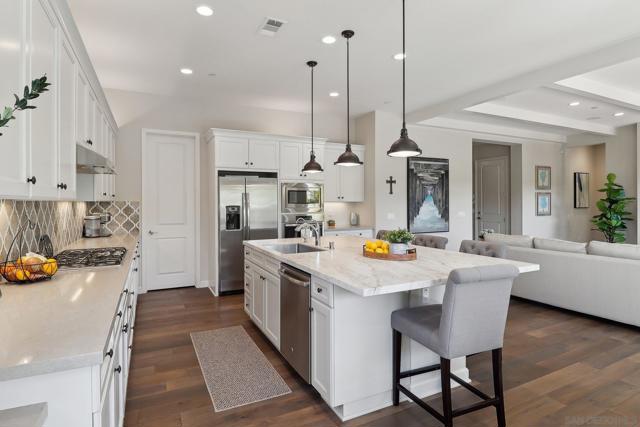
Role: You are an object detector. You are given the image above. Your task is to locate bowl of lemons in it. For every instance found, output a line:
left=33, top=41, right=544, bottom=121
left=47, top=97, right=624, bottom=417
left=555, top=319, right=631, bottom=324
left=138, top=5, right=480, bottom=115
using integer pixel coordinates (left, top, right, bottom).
left=364, top=240, right=390, bottom=255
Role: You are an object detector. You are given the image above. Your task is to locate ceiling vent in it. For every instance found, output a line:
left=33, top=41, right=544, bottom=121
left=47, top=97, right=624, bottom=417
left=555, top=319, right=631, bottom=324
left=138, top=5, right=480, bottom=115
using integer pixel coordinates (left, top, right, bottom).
left=259, top=17, right=286, bottom=36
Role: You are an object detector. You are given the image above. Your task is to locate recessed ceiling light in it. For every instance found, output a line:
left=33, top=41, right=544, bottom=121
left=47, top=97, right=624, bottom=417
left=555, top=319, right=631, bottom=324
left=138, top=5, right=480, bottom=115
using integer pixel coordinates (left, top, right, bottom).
left=568, top=101, right=580, bottom=107
left=329, top=92, right=339, bottom=97
left=322, top=35, right=336, bottom=44
left=196, top=5, right=214, bottom=16
left=180, top=68, right=193, bottom=75
left=613, top=112, right=625, bottom=117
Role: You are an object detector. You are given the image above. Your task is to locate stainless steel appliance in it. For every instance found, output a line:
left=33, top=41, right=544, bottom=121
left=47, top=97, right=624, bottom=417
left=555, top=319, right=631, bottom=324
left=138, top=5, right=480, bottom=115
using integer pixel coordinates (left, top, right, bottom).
left=280, top=264, right=311, bottom=383
left=99, top=213, right=112, bottom=237
left=56, top=247, right=127, bottom=268
left=219, top=171, right=278, bottom=294
left=282, top=214, right=324, bottom=238
left=83, top=215, right=101, bottom=238
left=76, top=144, right=115, bottom=174
left=282, top=182, right=323, bottom=214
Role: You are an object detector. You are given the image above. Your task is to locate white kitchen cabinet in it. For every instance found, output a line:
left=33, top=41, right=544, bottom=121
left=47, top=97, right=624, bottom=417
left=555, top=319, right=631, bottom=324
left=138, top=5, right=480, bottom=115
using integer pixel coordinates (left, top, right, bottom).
left=263, top=271, right=281, bottom=349
left=0, top=0, right=29, bottom=198
left=323, top=229, right=373, bottom=238
left=28, top=0, right=59, bottom=199
left=214, top=136, right=250, bottom=168
left=324, top=143, right=364, bottom=202
left=75, top=69, right=91, bottom=149
left=279, top=141, right=325, bottom=181
left=251, top=266, right=266, bottom=329
left=249, top=139, right=279, bottom=170
left=58, top=36, right=77, bottom=198
left=311, top=297, right=334, bottom=405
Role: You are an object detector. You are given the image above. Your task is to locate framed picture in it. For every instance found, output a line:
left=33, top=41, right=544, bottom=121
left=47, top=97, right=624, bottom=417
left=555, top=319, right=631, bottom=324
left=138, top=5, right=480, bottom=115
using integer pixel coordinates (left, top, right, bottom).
left=536, top=166, right=551, bottom=190
left=407, top=157, right=449, bottom=233
left=574, top=172, right=590, bottom=209
left=536, top=192, right=552, bottom=216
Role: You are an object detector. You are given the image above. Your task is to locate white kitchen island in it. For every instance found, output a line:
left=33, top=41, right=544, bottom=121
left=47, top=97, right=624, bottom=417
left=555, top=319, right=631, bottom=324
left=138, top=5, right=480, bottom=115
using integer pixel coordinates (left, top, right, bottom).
left=243, top=236, right=539, bottom=421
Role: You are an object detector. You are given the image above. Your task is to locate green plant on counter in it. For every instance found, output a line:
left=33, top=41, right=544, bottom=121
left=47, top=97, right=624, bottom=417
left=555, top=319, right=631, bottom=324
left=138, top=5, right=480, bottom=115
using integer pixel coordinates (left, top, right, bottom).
left=385, top=229, right=414, bottom=244
left=0, top=75, right=51, bottom=136
left=591, top=173, right=636, bottom=243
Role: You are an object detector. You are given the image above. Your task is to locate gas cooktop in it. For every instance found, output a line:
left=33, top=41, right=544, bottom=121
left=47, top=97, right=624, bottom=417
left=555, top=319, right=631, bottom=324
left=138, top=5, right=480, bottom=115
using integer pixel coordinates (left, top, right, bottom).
left=55, top=247, right=127, bottom=268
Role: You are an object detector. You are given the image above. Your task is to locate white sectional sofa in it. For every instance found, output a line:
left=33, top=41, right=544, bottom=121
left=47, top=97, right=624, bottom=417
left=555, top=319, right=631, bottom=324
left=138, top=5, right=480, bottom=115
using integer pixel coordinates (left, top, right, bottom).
left=483, top=233, right=640, bottom=327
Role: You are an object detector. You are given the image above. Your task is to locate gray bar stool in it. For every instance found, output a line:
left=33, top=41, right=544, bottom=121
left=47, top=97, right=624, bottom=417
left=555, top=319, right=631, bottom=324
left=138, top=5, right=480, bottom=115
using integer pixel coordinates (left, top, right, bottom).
left=391, top=264, right=519, bottom=427
left=459, top=240, right=507, bottom=258
left=376, top=229, right=391, bottom=240
left=413, top=235, right=448, bottom=249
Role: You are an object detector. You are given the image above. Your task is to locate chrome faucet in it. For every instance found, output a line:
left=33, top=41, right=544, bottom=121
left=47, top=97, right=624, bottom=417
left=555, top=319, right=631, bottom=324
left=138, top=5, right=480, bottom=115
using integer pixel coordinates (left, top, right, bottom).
left=295, top=220, right=321, bottom=247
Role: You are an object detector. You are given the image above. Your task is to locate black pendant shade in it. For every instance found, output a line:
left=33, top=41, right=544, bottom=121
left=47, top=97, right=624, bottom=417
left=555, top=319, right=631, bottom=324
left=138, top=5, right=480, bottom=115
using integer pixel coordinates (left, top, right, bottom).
left=335, top=30, right=363, bottom=167
left=387, top=0, right=422, bottom=158
left=302, top=60, right=323, bottom=174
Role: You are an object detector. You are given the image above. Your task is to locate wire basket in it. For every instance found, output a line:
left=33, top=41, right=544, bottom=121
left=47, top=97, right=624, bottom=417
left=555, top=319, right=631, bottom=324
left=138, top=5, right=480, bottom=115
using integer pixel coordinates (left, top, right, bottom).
left=0, top=218, right=58, bottom=284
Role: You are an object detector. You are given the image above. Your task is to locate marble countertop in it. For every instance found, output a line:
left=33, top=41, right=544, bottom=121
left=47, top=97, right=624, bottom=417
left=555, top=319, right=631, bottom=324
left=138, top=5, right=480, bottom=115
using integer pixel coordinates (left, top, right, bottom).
left=0, top=235, right=139, bottom=381
left=324, top=225, right=374, bottom=232
left=245, top=236, right=539, bottom=297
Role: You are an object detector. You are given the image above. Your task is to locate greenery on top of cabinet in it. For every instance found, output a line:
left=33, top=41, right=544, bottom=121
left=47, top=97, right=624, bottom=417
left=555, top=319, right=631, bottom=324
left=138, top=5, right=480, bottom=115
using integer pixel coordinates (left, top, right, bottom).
left=0, top=75, right=51, bottom=136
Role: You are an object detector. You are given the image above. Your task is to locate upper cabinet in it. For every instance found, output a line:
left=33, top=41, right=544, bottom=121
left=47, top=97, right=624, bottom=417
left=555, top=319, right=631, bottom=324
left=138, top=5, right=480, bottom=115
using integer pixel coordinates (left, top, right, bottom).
left=279, top=141, right=325, bottom=181
left=212, top=134, right=279, bottom=170
left=324, top=143, right=365, bottom=202
left=0, top=0, right=118, bottom=200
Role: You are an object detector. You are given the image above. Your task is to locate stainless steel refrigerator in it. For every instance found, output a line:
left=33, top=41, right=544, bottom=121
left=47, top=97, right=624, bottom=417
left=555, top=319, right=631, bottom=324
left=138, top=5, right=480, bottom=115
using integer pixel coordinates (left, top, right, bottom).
left=218, top=171, right=278, bottom=294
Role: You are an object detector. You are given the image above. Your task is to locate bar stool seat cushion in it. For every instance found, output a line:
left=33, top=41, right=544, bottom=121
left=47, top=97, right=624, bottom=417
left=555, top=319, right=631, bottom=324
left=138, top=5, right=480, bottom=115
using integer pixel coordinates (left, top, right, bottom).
left=391, top=304, right=443, bottom=354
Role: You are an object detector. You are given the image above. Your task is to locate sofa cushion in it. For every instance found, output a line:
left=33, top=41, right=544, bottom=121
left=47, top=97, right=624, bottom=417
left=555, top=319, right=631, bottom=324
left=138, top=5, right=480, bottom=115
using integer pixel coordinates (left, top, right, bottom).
left=483, top=233, right=533, bottom=248
left=533, top=237, right=587, bottom=254
left=587, top=241, right=640, bottom=261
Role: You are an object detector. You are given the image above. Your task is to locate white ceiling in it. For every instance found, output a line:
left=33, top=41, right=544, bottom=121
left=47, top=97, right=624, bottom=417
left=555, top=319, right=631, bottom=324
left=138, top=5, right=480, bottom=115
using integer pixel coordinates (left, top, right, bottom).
left=67, top=0, right=640, bottom=120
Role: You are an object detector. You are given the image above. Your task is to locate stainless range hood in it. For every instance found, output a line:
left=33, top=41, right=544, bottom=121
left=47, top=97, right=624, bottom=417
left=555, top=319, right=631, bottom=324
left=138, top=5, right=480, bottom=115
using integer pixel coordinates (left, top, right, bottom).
left=76, top=144, right=115, bottom=174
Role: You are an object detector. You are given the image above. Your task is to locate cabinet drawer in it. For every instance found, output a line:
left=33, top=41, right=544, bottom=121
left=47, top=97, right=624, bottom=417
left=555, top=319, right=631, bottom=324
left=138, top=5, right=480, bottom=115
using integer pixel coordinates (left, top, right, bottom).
left=263, top=256, right=280, bottom=277
left=244, top=246, right=264, bottom=265
left=244, top=273, right=252, bottom=294
left=311, top=276, right=334, bottom=307
left=244, top=292, right=252, bottom=316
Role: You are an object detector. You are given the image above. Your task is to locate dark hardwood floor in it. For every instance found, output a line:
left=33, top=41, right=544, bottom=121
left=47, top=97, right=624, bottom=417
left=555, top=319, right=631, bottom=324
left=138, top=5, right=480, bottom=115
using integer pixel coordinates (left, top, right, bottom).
left=124, top=288, right=640, bottom=427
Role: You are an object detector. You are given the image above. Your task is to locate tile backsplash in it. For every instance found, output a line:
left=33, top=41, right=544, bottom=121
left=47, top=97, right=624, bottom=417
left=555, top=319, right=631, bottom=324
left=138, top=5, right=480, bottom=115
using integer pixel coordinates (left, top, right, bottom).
left=87, top=201, right=140, bottom=236
left=0, top=200, right=87, bottom=260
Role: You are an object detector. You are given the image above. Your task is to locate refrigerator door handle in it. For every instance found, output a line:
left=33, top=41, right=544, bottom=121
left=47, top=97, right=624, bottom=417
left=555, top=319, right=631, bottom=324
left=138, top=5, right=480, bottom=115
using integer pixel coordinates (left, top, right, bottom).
left=245, top=192, right=251, bottom=239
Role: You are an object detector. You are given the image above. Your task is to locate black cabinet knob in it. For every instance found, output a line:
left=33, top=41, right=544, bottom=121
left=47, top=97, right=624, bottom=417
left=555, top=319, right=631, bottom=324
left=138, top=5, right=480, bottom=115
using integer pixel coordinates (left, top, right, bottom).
left=26, top=176, right=36, bottom=184
left=128, top=345, right=133, bottom=350
left=123, top=323, right=129, bottom=333
left=112, top=194, right=115, bottom=198
left=106, top=349, right=114, bottom=358
left=115, top=365, right=122, bottom=373
left=117, top=310, right=123, bottom=317
left=250, top=162, right=254, bottom=166
left=102, top=192, right=107, bottom=196
left=63, top=183, right=68, bottom=190
left=133, top=268, right=138, bottom=272
left=317, top=287, right=323, bottom=293
left=87, top=139, right=93, bottom=146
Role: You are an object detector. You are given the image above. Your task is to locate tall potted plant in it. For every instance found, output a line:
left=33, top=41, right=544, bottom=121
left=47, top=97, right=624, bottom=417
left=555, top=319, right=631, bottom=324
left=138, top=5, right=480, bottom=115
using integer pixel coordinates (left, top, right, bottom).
left=591, top=173, right=636, bottom=243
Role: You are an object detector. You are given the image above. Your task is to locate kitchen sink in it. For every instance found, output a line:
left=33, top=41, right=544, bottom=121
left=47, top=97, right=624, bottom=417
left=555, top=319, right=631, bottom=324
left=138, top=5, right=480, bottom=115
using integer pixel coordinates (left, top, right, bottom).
left=264, top=243, right=326, bottom=254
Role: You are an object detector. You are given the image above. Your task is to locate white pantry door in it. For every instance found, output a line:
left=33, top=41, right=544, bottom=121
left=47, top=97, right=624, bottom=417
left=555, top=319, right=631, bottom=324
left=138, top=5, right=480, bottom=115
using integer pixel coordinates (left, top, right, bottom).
left=475, top=156, right=510, bottom=238
left=142, top=130, right=198, bottom=291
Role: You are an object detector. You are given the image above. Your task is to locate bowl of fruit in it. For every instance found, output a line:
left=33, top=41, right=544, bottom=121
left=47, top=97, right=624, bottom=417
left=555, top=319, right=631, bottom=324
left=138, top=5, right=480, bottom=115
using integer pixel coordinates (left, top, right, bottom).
left=363, top=237, right=417, bottom=261
left=0, top=253, right=59, bottom=284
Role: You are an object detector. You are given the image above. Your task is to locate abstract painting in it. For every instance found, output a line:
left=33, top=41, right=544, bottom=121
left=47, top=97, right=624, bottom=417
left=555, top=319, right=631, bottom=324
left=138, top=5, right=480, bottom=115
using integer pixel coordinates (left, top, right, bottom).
left=574, top=172, right=590, bottom=208
left=536, top=192, right=552, bottom=216
left=536, top=166, right=551, bottom=190
left=407, top=157, right=449, bottom=233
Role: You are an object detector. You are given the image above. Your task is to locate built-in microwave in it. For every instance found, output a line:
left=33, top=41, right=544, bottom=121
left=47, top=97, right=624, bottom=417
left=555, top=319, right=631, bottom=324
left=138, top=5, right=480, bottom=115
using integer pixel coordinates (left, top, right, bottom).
left=282, top=182, right=323, bottom=214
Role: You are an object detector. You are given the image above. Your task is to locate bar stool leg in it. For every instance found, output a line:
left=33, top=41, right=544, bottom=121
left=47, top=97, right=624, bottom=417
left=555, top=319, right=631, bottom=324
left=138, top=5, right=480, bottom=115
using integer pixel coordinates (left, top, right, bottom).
left=440, top=357, right=453, bottom=427
left=492, top=348, right=506, bottom=427
left=392, top=329, right=401, bottom=406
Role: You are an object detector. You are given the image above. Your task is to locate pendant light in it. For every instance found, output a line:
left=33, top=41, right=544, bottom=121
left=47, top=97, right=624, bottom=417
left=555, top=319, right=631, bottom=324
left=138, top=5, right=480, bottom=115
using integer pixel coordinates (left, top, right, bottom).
left=302, top=60, right=323, bottom=174
left=387, top=0, right=422, bottom=158
left=334, top=30, right=363, bottom=167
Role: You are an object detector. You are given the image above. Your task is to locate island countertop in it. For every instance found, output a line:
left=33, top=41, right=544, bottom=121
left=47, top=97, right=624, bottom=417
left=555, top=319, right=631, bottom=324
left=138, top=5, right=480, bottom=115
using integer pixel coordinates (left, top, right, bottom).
left=0, top=235, right=139, bottom=382
left=244, top=236, right=539, bottom=297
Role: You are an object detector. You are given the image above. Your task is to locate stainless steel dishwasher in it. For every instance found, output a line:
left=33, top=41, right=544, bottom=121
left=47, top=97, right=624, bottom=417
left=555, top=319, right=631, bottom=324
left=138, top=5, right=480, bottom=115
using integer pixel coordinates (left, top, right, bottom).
left=280, top=264, right=311, bottom=383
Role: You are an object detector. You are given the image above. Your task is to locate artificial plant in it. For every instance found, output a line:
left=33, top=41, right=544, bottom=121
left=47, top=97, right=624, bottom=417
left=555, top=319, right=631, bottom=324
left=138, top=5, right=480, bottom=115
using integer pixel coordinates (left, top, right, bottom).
left=0, top=75, right=51, bottom=136
left=591, top=173, right=636, bottom=243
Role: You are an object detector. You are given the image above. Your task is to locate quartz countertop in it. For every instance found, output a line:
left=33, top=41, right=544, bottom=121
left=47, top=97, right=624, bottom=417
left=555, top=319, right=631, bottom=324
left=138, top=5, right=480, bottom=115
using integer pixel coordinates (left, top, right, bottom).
left=0, top=235, right=139, bottom=381
left=245, top=236, right=539, bottom=297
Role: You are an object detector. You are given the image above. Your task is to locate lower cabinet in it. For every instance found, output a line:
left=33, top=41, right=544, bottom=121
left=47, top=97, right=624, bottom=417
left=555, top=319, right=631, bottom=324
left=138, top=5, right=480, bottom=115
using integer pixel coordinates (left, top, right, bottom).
left=323, top=229, right=374, bottom=238
left=311, top=297, right=334, bottom=405
left=263, top=272, right=281, bottom=349
left=247, top=260, right=280, bottom=350
left=251, top=268, right=265, bottom=329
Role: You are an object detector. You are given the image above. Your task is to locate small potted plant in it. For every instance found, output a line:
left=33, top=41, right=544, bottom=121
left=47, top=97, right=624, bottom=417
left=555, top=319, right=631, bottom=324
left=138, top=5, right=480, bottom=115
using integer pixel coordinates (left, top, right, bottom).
left=385, top=229, right=414, bottom=255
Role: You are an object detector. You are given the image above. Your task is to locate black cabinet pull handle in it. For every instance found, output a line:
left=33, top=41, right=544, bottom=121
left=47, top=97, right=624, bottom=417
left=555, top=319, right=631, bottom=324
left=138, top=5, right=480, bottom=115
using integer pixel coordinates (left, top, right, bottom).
left=115, top=365, right=122, bottom=373
left=63, top=183, right=68, bottom=190
left=57, top=183, right=64, bottom=189
left=128, top=305, right=132, bottom=309
left=26, top=176, right=36, bottom=184
left=106, top=349, right=114, bottom=358
left=123, top=323, right=129, bottom=333
left=128, top=345, right=133, bottom=350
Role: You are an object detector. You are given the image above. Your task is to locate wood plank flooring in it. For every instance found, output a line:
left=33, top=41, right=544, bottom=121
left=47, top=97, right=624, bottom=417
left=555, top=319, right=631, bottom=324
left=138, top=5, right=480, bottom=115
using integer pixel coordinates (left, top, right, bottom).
left=124, top=289, right=640, bottom=427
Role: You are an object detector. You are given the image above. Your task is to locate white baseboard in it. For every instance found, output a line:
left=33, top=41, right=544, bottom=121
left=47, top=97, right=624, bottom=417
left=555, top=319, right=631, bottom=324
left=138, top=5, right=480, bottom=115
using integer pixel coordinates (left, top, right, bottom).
left=197, top=280, right=210, bottom=289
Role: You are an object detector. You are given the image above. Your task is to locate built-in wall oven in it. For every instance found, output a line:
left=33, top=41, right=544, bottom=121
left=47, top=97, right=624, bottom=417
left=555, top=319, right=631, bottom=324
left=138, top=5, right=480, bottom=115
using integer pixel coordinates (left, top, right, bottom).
left=282, top=182, right=323, bottom=214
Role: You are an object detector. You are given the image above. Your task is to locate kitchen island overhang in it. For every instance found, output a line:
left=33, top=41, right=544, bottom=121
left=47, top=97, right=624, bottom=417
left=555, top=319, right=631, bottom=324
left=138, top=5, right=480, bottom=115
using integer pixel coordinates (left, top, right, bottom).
left=243, top=236, right=539, bottom=421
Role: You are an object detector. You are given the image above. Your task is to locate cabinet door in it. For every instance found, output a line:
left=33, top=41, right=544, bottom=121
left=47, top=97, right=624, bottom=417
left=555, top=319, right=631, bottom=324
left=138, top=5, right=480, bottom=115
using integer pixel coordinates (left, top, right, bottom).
left=75, top=69, right=90, bottom=148
left=339, top=146, right=365, bottom=202
left=0, top=0, right=29, bottom=197
left=311, top=298, right=333, bottom=405
left=87, top=90, right=97, bottom=148
left=110, top=174, right=116, bottom=200
left=323, top=146, right=342, bottom=202
left=99, top=364, right=115, bottom=427
left=300, top=143, right=325, bottom=180
left=251, top=267, right=265, bottom=329
left=28, top=0, right=59, bottom=199
left=264, top=271, right=280, bottom=349
left=112, top=338, right=123, bottom=427
left=249, top=139, right=279, bottom=170
left=214, top=137, right=249, bottom=168
left=278, top=142, right=302, bottom=180
left=58, top=37, right=76, bottom=198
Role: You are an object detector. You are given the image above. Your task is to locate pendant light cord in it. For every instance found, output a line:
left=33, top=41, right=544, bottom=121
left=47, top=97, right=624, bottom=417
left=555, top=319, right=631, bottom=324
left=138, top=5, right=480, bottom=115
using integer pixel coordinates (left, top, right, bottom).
left=346, top=35, right=351, bottom=150
left=311, top=65, right=314, bottom=155
left=402, top=0, right=406, bottom=130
